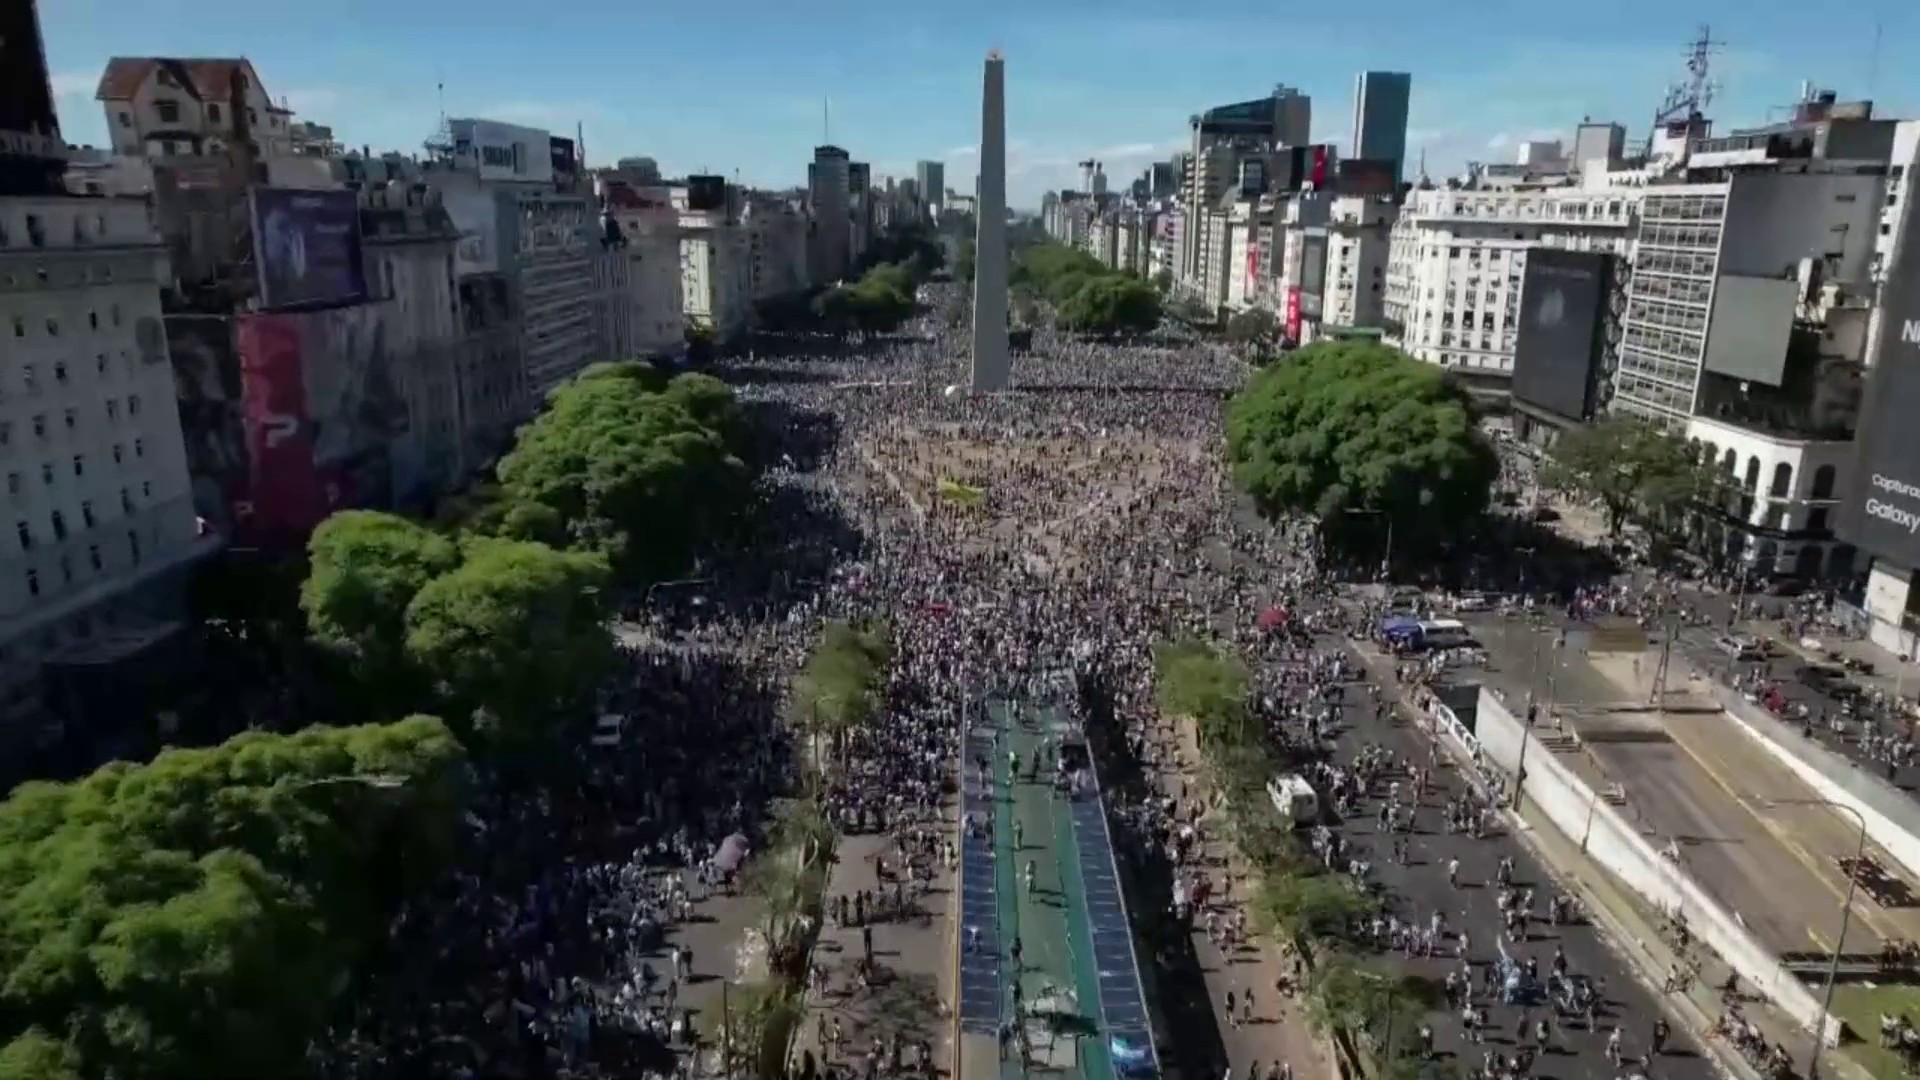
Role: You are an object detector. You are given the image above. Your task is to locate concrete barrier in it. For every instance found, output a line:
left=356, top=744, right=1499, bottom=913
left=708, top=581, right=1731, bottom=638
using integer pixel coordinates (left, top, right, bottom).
left=1475, top=688, right=1835, bottom=1040
left=1708, top=682, right=1920, bottom=881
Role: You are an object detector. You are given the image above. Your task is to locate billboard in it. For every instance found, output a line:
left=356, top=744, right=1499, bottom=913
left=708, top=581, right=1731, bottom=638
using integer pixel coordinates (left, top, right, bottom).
left=441, top=186, right=500, bottom=276
left=686, top=174, right=728, bottom=212
left=549, top=136, right=578, bottom=179
left=1841, top=188, right=1920, bottom=566
left=1310, top=145, right=1332, bottom=189
left=1285, top=287, right=1303, bottom=342
left=1510, top=249, right=1607, bottom=421
left=249, top=187, right=371, bottom=310
left=235, top=314, right=323, bottom=541
left=166, top=315, right=249, bottom=532
left=1702, top=275, right=1796, bottom=386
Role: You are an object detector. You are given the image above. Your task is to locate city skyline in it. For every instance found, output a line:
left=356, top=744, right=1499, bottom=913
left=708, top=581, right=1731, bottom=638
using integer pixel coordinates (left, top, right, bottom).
left=40, top=0, right=1920, bottom=208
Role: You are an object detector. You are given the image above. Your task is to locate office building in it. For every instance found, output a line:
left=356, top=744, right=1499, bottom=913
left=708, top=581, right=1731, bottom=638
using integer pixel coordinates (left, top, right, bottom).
left=1572, top=122, right=1627, bottom=170
left=808, top=146, right=851, bottom=285
left=916, top=160, right=946, bottom=217
left=1349, top=72, right=1412, bottom=185
left=848, top=162, right=874, bottom=268
left=1383, top=186, right=1636, bottom=388
left=1179, top=86, right=1311, bottom=294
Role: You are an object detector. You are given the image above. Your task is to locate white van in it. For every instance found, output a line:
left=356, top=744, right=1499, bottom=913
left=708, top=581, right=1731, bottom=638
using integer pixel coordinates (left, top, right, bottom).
left=1417, top=618, right=1474, bottom=649
left=1266, top=775, right=1319, bottom=827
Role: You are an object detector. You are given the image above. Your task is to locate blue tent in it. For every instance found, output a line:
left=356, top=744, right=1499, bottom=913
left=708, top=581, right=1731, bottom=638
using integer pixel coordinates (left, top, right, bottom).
left=1379, top=615, right=1421, bottom=637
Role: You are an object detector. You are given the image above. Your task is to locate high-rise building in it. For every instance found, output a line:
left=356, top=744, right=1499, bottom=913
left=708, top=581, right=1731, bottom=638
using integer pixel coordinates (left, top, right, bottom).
left=915, top=160, right=946, bottom=217
left=1349, top=72, right=1412, bottom=185
left=1179, top=86, right=1312, bottom=293
left=971, top=52, right=1010, bottom=393
left=808, top=146, right=851, bottom=285
left=848, top=161, right=873, bottom=266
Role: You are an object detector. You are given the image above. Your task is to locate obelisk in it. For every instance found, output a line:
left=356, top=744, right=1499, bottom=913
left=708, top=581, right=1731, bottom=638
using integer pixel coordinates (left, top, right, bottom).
left=969, top=50, right=1010, bottom=392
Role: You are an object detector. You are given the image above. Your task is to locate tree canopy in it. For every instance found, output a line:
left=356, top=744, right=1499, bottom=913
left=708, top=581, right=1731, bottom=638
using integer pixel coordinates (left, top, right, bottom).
left=1225, top=307, right=1280, bottom=348
left=404, top=538, right=614, bottom=738
left=494, top=361, right=752, bottom=582
left=790, top=619, right=892, bottom=749
left=1010, top=242, right=1161, bottom=337
left=301, top=511, right=459, bottom=687
left=0, top=716, right=467, bottom=1079
left=1225, top=342, right=1498, bottom=558
left=1542, top=416, right=1723, bottom=541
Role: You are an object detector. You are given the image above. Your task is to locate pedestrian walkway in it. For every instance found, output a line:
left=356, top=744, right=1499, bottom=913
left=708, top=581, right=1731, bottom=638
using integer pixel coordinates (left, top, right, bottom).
left=1142, top=715, right=1332, bottom=1080
left=791, top=815, right=959, bottom=1080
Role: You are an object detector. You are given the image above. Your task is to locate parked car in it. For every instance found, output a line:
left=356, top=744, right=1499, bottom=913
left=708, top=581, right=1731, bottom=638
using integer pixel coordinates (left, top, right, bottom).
left=1716, top=634, right=1766, bottom=662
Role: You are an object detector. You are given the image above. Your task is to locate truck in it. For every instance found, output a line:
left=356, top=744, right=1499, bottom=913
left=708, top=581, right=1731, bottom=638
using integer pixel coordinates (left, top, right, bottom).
left=1266, top=774, right=1319, bottom=827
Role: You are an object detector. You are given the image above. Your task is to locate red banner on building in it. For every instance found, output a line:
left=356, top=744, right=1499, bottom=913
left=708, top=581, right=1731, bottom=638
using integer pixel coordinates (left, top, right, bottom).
left=1285, top=287, right=1303, bottom=342
left=1310, top=146, right=1330, bottom=190
left=235, top=314, right=322, bottom=543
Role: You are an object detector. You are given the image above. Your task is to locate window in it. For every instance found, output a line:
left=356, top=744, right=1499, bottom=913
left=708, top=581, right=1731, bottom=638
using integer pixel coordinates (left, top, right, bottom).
left=44, top=317, right=57, bottom=337
left=38, top=463, right=50, bottom=485
left=247, top=108, right=258, bottom=126
left=1808, top=507, right=1831, bottom=533
left=156, top=100, right=181, bottom=124
left=133, top=437, right=145, bottom=458
left=128, top=395, right=141, bottom=417
left=10, top=318, right=21, bottom=338
left=15, top=521, right=29, bottom=549
left=24, top=569, right=38, bottom=597
left=80, top=501, right=94, bottom=528
left=63, top=408, right=76, bottom=431
left=118, top=111, right=132, bottom=129
left=72, top=455, right=83, bottom=477
left=87, top=544, right=102, bottom=571
left=141, top=480, right=152, bottom=499
left=4, top=473, right=15, bottom=496
left=1, top=422, right=11, bottom=448
left=30, top=414, right=45, bottom=439
left=207, top=103, right=223, bottom=123
left=25, top=214, right=44, bottom=248
left=87, top=311, right=98, bottom=331
left=111, top=443, right=123, bottom=465
left=50, top=511, right=65, bottom=541
left=96, top=354, right=108, bottom=376
left=120, top=487, right=132, bottom=512
left=1811, top=464, right=1837, bottom=500
left=53, top=362, right=67, bottom=385
left=128, top=531, right=141, bottom=565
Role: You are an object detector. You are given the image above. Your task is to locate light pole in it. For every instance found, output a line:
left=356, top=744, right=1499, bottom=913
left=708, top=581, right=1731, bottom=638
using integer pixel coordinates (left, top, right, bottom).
left=1762, top=796, right=1866, bottom=1079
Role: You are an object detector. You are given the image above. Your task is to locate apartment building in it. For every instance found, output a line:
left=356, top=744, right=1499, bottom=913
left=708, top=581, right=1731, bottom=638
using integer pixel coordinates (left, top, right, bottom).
left=681, top=209, right=753, bottom=345
left=746, top=195, right=811, bottom=304
left=0, top=195, right=212, bottom=723
left=1384, top=186, right=1635, bottom=384
left=94, top=57, right=292, bottom=159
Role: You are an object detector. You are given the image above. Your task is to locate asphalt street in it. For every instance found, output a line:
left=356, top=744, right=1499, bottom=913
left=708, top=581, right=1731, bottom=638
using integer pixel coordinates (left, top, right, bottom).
left=1317, top=632, right=1720, bottom=1080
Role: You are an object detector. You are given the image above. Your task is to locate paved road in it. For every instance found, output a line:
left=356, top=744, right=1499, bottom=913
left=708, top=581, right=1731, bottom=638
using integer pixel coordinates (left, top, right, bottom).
left=1325, top=636, right=1719, bottom=1080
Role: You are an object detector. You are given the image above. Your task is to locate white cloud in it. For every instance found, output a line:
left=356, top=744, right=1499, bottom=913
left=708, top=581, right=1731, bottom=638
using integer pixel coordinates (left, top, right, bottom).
left=1486, top=133, right=1511, bottom=150
left=49, top=72, right=93, bottom=99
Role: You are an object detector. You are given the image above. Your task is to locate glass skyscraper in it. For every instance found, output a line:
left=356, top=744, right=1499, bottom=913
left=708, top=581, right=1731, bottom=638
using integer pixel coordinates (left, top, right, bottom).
left=1350, top=71, right=1412, bottom=185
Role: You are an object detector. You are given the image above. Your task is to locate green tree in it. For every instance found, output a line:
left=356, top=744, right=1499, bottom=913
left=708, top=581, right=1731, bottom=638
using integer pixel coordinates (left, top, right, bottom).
left=1051, top=276, right=1158, bottom=337
left=300, top=511, right=459, bottom=685
left=1225, top=341, right=1498, bottom=559
left=791, top=619, right=892, bottom=762
left=1542, top=417, right=1719, bottom=539
left=1250, top=872, right=1376, bottom=944
left=404, top=538, right=613, bottom=739
left=1226, top=307, right=1280, bottom=348
left=495, top=363, right=752, bottom=582
left=0, top=717, right=465, bottom=1080
left=1307, top=958, right=1447, bottom=1068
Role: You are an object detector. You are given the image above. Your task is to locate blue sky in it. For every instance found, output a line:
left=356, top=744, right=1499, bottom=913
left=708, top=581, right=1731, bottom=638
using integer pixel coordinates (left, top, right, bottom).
left=42, top=0, right=1920, bottom=209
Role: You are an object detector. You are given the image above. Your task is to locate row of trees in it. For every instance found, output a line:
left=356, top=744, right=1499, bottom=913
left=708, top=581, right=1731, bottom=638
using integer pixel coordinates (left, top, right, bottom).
left=1226, top=341, right=1500, bottom=563
left=1011, top=243, right=1162, bottom=337
left=0, top=716, right=468, bottom=1078
left=1152, top=638, right=1443, bottom=1075
left=1542, top=416, right=1738, bottom=555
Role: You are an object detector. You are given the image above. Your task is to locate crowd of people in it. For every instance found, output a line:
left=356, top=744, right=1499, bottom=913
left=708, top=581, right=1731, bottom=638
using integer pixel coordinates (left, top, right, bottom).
left=309, top=278, right=1779, bottom=1080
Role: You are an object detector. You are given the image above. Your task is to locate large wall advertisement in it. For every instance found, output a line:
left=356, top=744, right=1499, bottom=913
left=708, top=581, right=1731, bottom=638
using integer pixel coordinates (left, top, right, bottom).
left=1297, top=233, right=1328, bottom=320
left=249, top=187, right=371, bottom=309
left=229, top=306, right=411, bottom=545
left=1841, top=191, right=1920, bottom=566
left=1510, top=248, right=1608, bottom=420
left=235, top=315, right=323, bottom=541
left=441, top=185, right=501, bottom=276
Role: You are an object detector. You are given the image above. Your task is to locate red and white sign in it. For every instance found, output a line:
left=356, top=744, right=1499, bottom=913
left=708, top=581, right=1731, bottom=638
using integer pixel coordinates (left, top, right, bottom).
left=1285, top=287, right=1303, bottom=341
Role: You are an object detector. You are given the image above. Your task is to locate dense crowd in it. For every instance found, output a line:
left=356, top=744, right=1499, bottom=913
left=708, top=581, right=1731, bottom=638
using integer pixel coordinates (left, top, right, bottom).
left=314, top=281, right=1748, bottom=1080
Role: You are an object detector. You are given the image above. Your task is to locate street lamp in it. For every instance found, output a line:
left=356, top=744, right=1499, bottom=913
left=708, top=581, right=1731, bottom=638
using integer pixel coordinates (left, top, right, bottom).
left=1757, top=795, right=1866, bottom=1078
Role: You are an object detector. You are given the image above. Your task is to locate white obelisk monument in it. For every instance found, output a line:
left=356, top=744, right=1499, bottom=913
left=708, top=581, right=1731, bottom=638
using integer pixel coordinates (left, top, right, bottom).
left=969, top=50, right=1010, bottom=392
